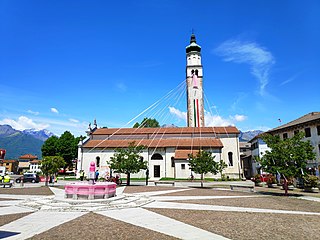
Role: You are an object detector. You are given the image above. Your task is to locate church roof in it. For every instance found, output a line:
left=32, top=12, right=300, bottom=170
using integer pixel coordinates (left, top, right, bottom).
left=174, top=149, right=200, bottom=159
left=91, top=126, right=239, bottom=136
left=83, top=138, right=223, bottom=149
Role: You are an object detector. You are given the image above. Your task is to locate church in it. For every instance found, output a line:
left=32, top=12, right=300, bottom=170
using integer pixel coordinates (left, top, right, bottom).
left=77, top=34, right=242, bottom=180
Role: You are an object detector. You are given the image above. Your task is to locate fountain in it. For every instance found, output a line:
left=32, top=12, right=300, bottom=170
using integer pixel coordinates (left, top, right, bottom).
left=65, top=161, right=116, bottom=200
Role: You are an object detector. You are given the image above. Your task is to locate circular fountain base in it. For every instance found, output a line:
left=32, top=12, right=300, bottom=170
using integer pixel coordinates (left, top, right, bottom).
left=65, top=182, right=117, bottom=200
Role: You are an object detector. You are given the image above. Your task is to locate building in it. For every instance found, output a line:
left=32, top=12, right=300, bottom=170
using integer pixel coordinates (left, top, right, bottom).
left=29, top=159, right=42, bottom=173
left=0, top=159, right=18, bottom=174
left=239, top=142, right=252, bottom=179
left=18, top=154, right=38, bottom=174
left=78, top=34, right=242, bottom=180
left=267, top=112, right=320, bottom=175
left=248, top=136, right=270, bottom=176
left=78, top=126, right=241, bottom=179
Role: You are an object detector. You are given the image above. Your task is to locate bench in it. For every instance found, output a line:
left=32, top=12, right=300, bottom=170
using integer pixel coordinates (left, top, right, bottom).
left=154, top=181, right=175, bottom=186
left=230, top=184, right=254, bottom=192
left=0, top=182, right=13, bottom=188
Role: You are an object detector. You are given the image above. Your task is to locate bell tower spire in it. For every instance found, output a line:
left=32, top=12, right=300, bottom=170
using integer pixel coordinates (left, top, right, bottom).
left=186, top=33, right=204, bottom=127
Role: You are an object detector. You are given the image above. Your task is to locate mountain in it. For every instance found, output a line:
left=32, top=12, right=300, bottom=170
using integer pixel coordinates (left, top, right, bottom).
left=22, top=129, right=55, bottom=141
left=239, top=130, right=264, bottom=142
left=0, top=125, right=55, bottom=159
left=161, top=124, right=178, bottom=128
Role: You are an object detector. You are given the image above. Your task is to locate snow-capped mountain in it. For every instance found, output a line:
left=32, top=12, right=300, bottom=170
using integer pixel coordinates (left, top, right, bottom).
left=22, top=128, right=55, bottom=141
left=239, top=130, right=264, bottom=142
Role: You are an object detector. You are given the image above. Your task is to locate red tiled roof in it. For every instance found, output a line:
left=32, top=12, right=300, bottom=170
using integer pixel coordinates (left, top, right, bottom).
left=30, top=160, right=41, bottom=164
left=174, top=150, right=200, bottom=159
left=19, top=154, right=38, bottom=160
left=1, top=159, right=17, bottom=163
left=92, top=126, right=239, bottom=136
left=83, top=138, right=223, bottom=149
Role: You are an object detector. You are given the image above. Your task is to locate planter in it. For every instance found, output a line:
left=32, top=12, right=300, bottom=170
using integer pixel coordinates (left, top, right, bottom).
left=304, top=187, right=320, bottom=193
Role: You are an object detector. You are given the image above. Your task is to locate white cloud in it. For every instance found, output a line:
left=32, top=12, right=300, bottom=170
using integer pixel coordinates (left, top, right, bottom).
left=0, top=116, right=49, bottom=130
left=51, top=108, right=59, bottom=114
left=215, top=39, right=275, bottom=96
left=69, top=118, right=79, bottom=123
left=233, top=114, right=247, bottom=122
left=27, top=110, right=39, bottom=115
left=169, top=107, right=187, bottom=122
left=169, top=107, right=247, bottom=127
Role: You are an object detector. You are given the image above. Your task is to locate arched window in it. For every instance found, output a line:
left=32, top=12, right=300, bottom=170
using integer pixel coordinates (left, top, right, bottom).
left=195, top=69, right=198, bottom=76
left=96, top=156, right=100, bottom=167
left=228, top=152, right=233, bottom=166
left=171, top=157, right=175, bottom=167
left=151, top=153, right=163, bottom=160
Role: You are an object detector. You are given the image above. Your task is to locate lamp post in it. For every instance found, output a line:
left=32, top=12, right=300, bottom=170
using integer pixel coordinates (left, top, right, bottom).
left=146, top=169, right=149, bottom=186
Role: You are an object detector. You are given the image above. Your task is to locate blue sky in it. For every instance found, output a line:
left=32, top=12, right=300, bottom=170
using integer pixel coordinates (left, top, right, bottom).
left=1, top=0, right=319, bottom=136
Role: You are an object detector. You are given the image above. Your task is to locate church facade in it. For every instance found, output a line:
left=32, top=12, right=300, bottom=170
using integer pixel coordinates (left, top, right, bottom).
left=77, top=35, right=242, bottom=180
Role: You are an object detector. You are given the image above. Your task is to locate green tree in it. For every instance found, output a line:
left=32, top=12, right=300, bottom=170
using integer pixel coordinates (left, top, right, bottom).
left=133, top=117, right=160, bottom=128
left=188, top=150, right=219, bottom=187
left=41, top=136, right=59, bottom=157
left=41, top=156, right=65, bottom=186
left=217, top=159, right=228, bottom=180
left=109, top=142, right=147, bottom=186
left=57, top=131, right=78, bottom=169
left=260, top=132, right=316, bottom=194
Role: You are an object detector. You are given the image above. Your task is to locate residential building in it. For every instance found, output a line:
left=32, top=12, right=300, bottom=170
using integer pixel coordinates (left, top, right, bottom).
left=239, top=142, right=252, bottom=179
left=248, top=136, right=270, bottom=175
left=29, top=159, right=42, bottom=173
left=267, top=112, right=320, bottom=175
left=18, top=154, right=38, bottom=173
left=0, top=159, right=18, bottom=174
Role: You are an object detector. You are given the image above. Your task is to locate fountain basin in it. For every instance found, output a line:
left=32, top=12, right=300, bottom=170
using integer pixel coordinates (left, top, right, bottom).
left=65, top=182, right=117, bottom=200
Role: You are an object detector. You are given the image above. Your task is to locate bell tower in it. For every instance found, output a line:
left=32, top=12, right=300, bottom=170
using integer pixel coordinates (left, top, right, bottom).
left=186, top=34, right=204, bottom=127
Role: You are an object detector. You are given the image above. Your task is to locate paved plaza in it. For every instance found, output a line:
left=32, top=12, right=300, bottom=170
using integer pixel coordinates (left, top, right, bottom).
left=0, top=181, right=320, bottom=240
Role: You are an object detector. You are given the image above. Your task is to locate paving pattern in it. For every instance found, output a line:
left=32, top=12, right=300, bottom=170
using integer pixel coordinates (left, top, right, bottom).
left=0, top=184, right=319, bottom=240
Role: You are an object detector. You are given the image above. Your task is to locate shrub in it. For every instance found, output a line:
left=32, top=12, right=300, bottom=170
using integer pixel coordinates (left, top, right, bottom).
left=303, top=174, right=319, bottom=188
left=252, top=174, right=261, bottom=183
left=267, top=174, right=276, bottom=184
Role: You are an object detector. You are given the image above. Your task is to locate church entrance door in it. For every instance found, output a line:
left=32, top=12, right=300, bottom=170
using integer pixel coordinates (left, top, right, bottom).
left=154, top=165, right=160, bottom=178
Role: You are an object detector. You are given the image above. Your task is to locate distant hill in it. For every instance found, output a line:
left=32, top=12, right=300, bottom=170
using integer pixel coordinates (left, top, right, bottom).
left=239, top=130, right=264, bottom=142
left=0, top=125, right=55, bottom=159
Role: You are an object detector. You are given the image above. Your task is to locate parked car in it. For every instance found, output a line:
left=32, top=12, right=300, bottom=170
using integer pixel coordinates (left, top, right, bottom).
left=15, top=173, right=40, bottom=183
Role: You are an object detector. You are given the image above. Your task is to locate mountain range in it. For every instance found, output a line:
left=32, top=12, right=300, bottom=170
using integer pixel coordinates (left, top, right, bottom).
left=0, top=125, right=55, bottom=159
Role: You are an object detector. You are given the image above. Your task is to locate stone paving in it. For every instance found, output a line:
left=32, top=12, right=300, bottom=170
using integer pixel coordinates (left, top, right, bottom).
left=0, top=182, right=319, bottom=239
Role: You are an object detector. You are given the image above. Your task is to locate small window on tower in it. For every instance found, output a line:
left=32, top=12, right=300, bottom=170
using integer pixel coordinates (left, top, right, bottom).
left=195, top=69, right=198, bottom=76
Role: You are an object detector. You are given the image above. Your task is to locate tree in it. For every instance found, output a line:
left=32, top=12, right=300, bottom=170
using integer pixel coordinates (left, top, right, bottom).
left=109, top=142, right=147, bottom=186
left=188, top=150, right=219, bottom=187
left=217, top=159, right=228, bottom=180
left=57, top=131, right=78, bottom=169
left=133, top=117, right=160, bottom=128
left=260, top=132, right=316, bottom=194
left=41, top=156, right=65, bottom=186
left=41, top=136, right=59, bottom=157
left=42, top=131, right=79, bottom=170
